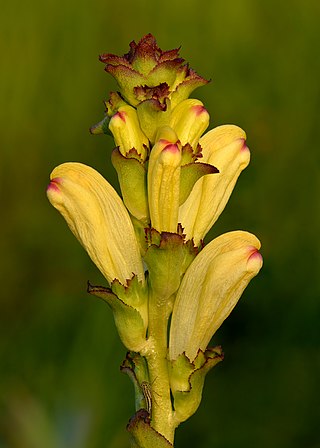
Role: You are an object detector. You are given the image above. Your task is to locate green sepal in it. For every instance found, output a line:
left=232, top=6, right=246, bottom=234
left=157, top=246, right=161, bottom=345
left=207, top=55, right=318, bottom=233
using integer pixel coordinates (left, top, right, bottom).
left=179, top=162, right=219, bottom=205
left=111, top=275, right=149, bottom=328
left=144, top=229, right=197, bottom=304
left=145, top=60, right=183, bottom=91
left=120, top=352, right=150, bottom=411
left=136, top=98, right=171, bottom=144
left=104, top=91, right=128, bottom=116
left=104, top=65, right=145, bottom=106
left=170, top=71, right=209, bottom=109
left=127, top=409, right=173, bottom=448
left=168, top=352, right=195, bottom=393
left=180, top=142, right=203, bottom=165
left=89, top=115, right=111, bottom=135
left=111, top=148, right=149, bottom=223
left=170, top=347, right=224, bottom=424
left=180, top=143, right=196, bottom=165
left=111, top=275, right=148, bottom=308
left=87, top=282, right=147, bottom=352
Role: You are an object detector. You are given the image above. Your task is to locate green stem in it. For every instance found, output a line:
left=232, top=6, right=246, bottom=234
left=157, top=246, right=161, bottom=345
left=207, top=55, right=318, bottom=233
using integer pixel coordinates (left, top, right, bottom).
left=142, top=292, right=175, bottom=444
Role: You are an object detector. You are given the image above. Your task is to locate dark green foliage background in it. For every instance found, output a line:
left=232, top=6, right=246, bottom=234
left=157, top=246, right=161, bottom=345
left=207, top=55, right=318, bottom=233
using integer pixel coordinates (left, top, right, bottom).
left=1, top=1, right=319, bottom=447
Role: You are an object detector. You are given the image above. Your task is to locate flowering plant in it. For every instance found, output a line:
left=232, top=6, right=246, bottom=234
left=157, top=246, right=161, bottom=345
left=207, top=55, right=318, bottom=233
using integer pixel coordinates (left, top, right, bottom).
left=47, top=34, right=262, bottom=447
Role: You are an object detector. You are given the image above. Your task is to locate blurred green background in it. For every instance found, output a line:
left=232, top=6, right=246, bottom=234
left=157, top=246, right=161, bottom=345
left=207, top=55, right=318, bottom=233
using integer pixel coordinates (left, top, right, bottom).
left=1, top=0, right=319, bottom=447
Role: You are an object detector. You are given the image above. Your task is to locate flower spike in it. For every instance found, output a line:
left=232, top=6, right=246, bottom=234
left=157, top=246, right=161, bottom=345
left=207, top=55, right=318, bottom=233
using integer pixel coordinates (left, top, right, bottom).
left=47, top=34, right=262, bottom=446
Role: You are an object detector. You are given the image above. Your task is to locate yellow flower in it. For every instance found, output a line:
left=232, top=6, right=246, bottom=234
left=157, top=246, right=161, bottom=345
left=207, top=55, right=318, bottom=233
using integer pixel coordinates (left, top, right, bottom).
left=108, top=104, right=149, bottom=160
left=169, top=231, right=262, bottom=362
left=179, top=125, right=250, bottom=245
left=47, top=162, right=145, bottom=285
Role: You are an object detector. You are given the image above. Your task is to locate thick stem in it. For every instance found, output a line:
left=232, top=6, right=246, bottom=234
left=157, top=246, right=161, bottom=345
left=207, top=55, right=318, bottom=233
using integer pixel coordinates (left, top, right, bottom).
left=142, top=293, right=175, bottom=444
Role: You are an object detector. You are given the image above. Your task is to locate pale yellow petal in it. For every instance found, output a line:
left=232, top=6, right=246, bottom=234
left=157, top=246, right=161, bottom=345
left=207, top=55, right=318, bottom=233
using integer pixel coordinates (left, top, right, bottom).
left=47, top=162, right=144, bottom=285
left=169, top=231, right=262, bottom=361
left=179, top=125, right=250, bottom=244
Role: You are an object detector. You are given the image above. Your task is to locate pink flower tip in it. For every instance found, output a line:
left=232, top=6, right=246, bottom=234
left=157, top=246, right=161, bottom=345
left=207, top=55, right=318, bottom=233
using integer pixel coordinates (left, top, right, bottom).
left=192, top=104, right=208, bottom=116
left=239, top=138, right=249, bottom=152
left=247, top=246, right=263, bottom=271
left=116, top=111, right=127, bottom=122
left=47, top=177, right=62, bottom=193
left=158, top=138, right=175, bottom=146
left=163, top=143, right=180, bottom=154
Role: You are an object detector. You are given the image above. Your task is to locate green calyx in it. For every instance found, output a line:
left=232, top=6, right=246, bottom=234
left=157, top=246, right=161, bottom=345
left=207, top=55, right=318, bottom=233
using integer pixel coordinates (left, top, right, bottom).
left=111, top=148, right=149, bottom=223
left=144, top=229, right=198, bottom=305
left=87, top=276, right=148, bottom=352
left=169, top=347, right=224, bottom=425
left=127, top=410, right=173, bottom=448
left=90, top=92, right=127, bottom=135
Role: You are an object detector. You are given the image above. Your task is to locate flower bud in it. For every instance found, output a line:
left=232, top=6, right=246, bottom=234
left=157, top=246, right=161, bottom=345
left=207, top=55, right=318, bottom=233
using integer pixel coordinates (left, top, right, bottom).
left=136, top=98, right=171, bottom=144
left=148, top=127, right=182, bottom=232
left=109, top=105, right=149, bottom=160
left=170, top=99, right=210, bottom=149
left=99, top=34, right=208, bottom=109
